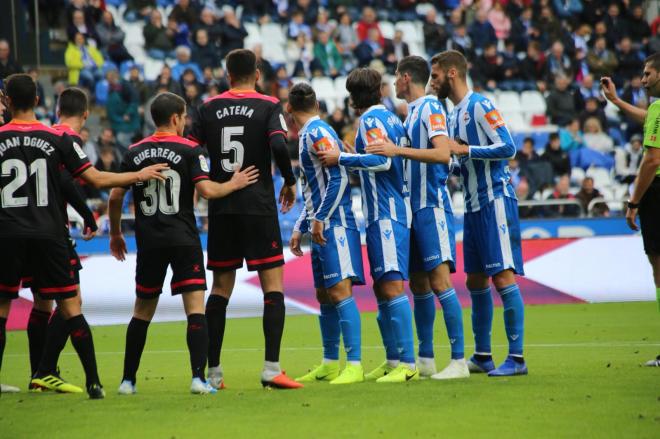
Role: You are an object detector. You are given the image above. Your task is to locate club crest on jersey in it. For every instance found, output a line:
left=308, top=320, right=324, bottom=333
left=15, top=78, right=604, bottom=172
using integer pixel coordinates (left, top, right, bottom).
left=429, top=114, right=447, bottom=132
left=485, top=109, right=505, bottom=129
left=72, top=142, right=87, bottom=159
left=366, top=128, right=385, bottom=143
left=312, top=137, right=333, bottom=152
left=199, top=155, right=209, bottom=172
left=463, top=111, right=471, bottom=125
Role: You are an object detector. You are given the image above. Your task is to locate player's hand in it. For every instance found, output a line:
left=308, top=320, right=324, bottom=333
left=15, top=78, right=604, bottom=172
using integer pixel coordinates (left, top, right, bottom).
left=365, top=138, right=398, bottom=157
left=289, top=231, right=304, bottom=256
left=230, top=165, right=260, bottom=190
left=600, top=77, right=618, bottom=103
left=279, top=183, right=296, bottom=213
left=311, top=220, right=326, bottom=246
left=137, top=163, right=170, bottom=183
left=81, top=226, right=97, bottom=241
left=625, top=206, right=639, bottom=231
left=110, top=234, right=127, bottom=261
left=317, top=148, right=340, bottom=167
left=449, top=139, right=469, bottom=156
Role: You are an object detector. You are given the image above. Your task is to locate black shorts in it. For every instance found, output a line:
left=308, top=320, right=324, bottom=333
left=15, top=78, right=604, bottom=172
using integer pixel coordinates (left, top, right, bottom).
left=136, top=245, right=207, bottom=299
left=207, top=214, right=284, bottom=272
left=639, top=177, right=660, bottom=256
left=0, top=237, right=77, bottom=301
left=21, top=239, right=82, bottom=289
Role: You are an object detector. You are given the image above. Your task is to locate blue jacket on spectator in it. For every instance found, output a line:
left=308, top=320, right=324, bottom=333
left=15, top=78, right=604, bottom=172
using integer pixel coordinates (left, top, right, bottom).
left=172, top=61, right=203, bottom=83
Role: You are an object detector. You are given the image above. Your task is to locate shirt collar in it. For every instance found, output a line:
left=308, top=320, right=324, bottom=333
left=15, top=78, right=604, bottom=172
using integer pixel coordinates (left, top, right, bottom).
left=365, top=104, right=386, bottom=113
left=455, top=90, right=473, bottom=110
left=298, top=115, right=320, bottom=136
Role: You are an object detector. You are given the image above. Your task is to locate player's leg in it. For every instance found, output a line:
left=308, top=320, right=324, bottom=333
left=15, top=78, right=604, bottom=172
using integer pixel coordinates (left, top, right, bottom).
left=119, top=296, right=159, bottom=394
left=0, top=240, right=26, bottom=393
left=485, top=198, right=527, bottom=377
left=27, top=294, right=53, bottom=379
left=644, top=254, right=660, bottom=367
left=0, top=298, right=11, bottom=390
left=327, top=280, right=364, bottom=384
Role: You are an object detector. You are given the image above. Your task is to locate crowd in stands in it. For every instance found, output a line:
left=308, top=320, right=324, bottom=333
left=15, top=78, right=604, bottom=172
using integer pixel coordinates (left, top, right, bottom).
left=2, top=0, right=659, bottom=227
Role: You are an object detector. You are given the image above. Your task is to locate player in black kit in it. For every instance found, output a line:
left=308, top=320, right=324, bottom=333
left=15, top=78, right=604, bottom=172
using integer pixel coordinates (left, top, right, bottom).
left=108, top=92, right=259, bottom=395
left=0, top=74, right=167, bottom=399
left=190, top=49, right=301, bottom=389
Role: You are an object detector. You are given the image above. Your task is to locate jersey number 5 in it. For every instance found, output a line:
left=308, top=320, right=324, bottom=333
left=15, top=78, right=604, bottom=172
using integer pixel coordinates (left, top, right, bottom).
left=1, top=158, right=48, bottom=208
left=140, top=169, right=181, bottom=216
left=221, top=126, right=245, bottom=172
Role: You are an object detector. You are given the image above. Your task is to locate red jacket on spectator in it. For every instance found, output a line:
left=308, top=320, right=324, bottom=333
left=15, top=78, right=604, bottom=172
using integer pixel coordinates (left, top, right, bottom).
left=356, top=21, right=383, bottom=46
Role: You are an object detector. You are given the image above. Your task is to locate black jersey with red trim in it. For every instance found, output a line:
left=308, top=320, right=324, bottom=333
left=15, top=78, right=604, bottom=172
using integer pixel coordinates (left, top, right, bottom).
left=52, top=123, right=85, bottom=231
left=0, top=120, right=92, bottom=239
left=191, top=89, right=288, bottom=216
left=121, top=133, right=209, bottom=250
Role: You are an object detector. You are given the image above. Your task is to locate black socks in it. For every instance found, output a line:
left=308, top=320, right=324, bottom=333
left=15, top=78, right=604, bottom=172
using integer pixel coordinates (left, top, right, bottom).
left=122, top=317, right=150, bottom=384
left=205, top=295, right=228, bottom=368
left=263, top=292, right=285, bottom=363
left=186, top=314, right=208, bottom=380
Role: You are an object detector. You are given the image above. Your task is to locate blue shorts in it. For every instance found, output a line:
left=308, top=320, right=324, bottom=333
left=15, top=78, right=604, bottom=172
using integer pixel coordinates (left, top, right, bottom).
left=463, top=197, right=524, bottom=277
left=410, top=207, right=456, bottom=274
left=366, top=219, right=410, bottom=282
left=312, top=226, right=365, bottom=289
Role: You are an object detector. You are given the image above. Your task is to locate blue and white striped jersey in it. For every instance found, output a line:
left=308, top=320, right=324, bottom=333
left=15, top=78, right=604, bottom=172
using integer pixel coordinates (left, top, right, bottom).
left=448, top=91, right=517, bottom=213
left=338, top=104, right=411, bottom=227
left=405, top=95, right=453, bottom=213
left=293, top=116, right=356, bottom=234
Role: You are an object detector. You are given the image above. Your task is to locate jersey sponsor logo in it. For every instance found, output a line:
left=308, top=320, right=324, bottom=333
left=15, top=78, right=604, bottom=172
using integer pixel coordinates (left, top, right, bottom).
left=323, top=272, right=339, bottom=280
left=366, top=128, right=385, bottom=144
left=423, top=254, right=440, bottom=262
left=199, top=155, right=210, bottom=172
left=279, top=114, right=288, bottom=132
left=312, top=137, right=334, bottom=152
left=429, top=113, right=447, bottom=132
left=72, top=142, right=87, bottom=159
left=485, top=109, right=505, bottom=129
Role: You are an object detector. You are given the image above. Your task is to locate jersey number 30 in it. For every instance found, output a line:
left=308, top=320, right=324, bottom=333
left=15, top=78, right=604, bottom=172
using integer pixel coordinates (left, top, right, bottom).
left=140, top=169, right=181, bottom=216
left=1, top=158, right=48, bottom=208
left=221, top=126, right=244, bottom=172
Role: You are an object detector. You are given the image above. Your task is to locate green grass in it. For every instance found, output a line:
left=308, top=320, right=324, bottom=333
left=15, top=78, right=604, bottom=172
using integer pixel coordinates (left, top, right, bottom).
left=1, top=302, right=660, bottom=438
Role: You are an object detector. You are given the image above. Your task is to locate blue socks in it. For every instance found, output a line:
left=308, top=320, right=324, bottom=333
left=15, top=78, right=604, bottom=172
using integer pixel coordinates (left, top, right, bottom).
left=387, top=294, right=416, bottom=365
left=413, top=292, right=436, bottom=359
left=497, top=284, right=525, bottom=356
left=377, top=300, right=399, bottom=361
left=319, top=303, right=340, bottom=361
left=437, top=288, right=465, bottom=360
left=469, top=287, right=494, bottom=355
left=335, top=296, right=362, bottom=362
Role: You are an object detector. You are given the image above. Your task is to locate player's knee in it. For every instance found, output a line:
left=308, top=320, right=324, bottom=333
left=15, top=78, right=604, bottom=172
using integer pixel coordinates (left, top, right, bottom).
left=0, top=298, right=11, bottom=317
left=133, top=298, right=158, bottom=321
left=409, top=273, right=430, bottom=294
left=377, top=279, right=405, bottom=300
left=326, top=280, right=352, bottom=303
left=32, top=297, right=53, bottom=313
left=315, top=288, right=330, bottom=304
left=57, top=297, right=82, bottom=319
left=492, top=270, right=516, bottom=291
left=466, top=273, right=489, bottom=291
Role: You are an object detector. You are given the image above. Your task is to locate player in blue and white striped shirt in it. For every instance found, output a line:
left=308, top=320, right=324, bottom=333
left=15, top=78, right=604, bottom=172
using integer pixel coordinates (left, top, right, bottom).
left=286, top=84, right=365, bottom=385
left=432, top=50, right=526, bottom=377
left=366, top=56, right=468, bottom=380
left=319, top=68, right=418, bottom=383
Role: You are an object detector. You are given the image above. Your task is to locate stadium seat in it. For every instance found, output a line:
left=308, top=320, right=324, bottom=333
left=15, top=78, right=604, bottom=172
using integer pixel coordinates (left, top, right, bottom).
left=261, top=23, right=286, bottom=45
left=291, top=77, right=308, bottom=85
left=408, top=42, right=426, bottom=57
left=613, top=183, right=630, bottom=200
left=379, top=21, right=395, bottom=40
left=504, top=112, right=527, bottom=132
left=520, top=91, right=546, bottom=122
left=586, top=167, right=612, bottom=188
left=244, top=22, right=263, bottom=48
left=394, top=21, right=422, bottom=44
left=570, top=167, right=585, bottom=184
left=263, top=41, right=287, bottom=63
left=143, top=58, right=165, bottom=81
left=312, top=77, right=337, bottom=103
left=334, top=76, right=349, bottom=106
left=497, top=91, right=521, bottom=114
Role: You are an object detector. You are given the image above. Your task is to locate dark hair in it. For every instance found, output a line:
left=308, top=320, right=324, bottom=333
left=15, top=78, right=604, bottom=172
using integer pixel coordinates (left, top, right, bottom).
left=150, top=92, right=186, bottom=127
left=226, top=49, right=257, bottom=83
left=549, top=132, right=559, bottom=141
left=346, top=68, right=382, bottom=110
left=645, top=52, right=660, bottom=71
left=57, top=87, right=88, bottom=117
left=5, top=73, right=37, bottom=112
left=523, top=137, right=534, bottom=144
left=396, top=56, right=430, bottom=87
left=431, top=50, right=468, bottom=79
left=289, top=82, right=317, bottom=112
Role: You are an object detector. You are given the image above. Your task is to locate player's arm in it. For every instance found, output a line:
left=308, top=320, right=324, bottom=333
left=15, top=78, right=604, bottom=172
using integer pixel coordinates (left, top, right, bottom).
left=601, top=77, right=647, bottom=126
left=290, top=207, right=308, bottom=257
left=195, top=166, right=260, bottom=199
left=79, top=164, right=169, bottom=189
left=365, top=135, right=452, bottom=164
left=59, top=169, right=97, bottom=240
left=108, top=187, right=128, bottom=261
left=456, top=102, right=516, bottom=160
left=318, top=122, right=391, bottom=171
left=268, top=104, right=297, bottom=213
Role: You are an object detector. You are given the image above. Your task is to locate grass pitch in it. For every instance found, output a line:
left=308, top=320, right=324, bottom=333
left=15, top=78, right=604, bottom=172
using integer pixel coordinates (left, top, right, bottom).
left=1, top=302, right=659, bottom=438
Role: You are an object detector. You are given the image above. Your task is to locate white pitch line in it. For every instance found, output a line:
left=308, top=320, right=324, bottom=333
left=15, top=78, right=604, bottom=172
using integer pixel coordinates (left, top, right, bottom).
left=4, top=341, right=660, bottom=358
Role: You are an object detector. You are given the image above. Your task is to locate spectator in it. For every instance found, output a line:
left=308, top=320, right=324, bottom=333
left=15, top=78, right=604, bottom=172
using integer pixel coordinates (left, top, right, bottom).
left=0, top=40, right=22, bottom=80
left=592, top=21, right=615, bottom=49
left=469, top=9, right=497, bottom=53
left=355, top=28, right=384, bottom=68
left=498, top=39, right=526, bottom=91
left=545, top=41, right=573, bottom=83
left=576, top=176, right=609, bottom=217
left=383, top=30, right=410, bottom=74
left=574, top=74, right=604, bottom=110
left=472, top=43, right=502, bottom=91
left=124, top=0, right=156, bottom=23
left=545, top=175, right=581, bottom=217
left=184, top=83, right=202, bottom=108
left=270, top=64, right=292, bottom=98
left=334, top=13, right=358, bottom=70
left=615, top=37, right=645, bottom=86
left=66, top=0, right=101, bottom=26
left=96, top=10, right=134, bottom=66
left=106, top=70, right=140, bottom=149
left=615, top=134, right=643, bottom=184
left=508, top=157, right=522, bottom=188
left=219, top=7, right=248, bottom=57
left=144, top=9, right=175, bottom=60
left=488, top=2, right=511, bottom=41
left=534, top=5, right=563, bottom=49
left=152, top=64, right=182, bottom=96
left=95, top=146, right=121, bottom=173
left=587, top=36, right=618, bottom=79
left=254, top=44, right=275, bottom=91
left=381, top=81, right=396, bottom=114
left=517, top=137, right=540, bottom=168
left=572, top=23, right=591, bottom=54
left=559, top=118, right=585, bottom=151
left=516, top=178, right=540, bottom=219
left=620, top=75, right=647, bottom=138
left=582, top=117, right=614, bottom=154
left=98, top=127, right=118, bottom=151
left=288, top=10, right=312, bottom=40
left=553, top=0, right=583, bottom=19
left=578, top=97, right=608, bottom=131
left=313, top=8, right=335, bottom=38
left=519, top=41, right=546, bottom=91
left=356, top=7, right=383, bottom=45
left=603, top=2, right=628, bottom=44
left=65, top=32, right=104, bottom=89
left=195, top=8, right=222, bottom=48
left=510, top=7, right=535, bottom=53
left=546, top=75, right=577, bottom=126
left=627, top=5, right=651, bottom=48
left=327, top=108, right=347, bottom=138
left=449, top=24, right=473, bottom=57
left=291, top=34, right=322, bottom=79
left=27, top=68, right=48, bottom=120
left=313, top=31, right=343, bottom=78
left=171, top=46, right=203, bottom=82
left=127, top=66, right=149, bottom=105
left=68, top=9, right=99, bottom=46
left=541, top=133, right=572, bottom=178
left=80, top=126, right=98, bottom=165
left=168, top=15, right=191, bottom=48
left=169, top=0, right=198, bottom=28
left=423, top=7, right=448, bottom=57
left=290, top=0, right=318, bottom=26
left=192, top=29, right=220, bottom=70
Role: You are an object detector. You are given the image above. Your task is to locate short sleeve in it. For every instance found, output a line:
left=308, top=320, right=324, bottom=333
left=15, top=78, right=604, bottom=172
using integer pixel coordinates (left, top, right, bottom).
left=423, top=101, right=449, bottom=139
left=308, top=126, right=339, bottom=155
left=60, top=133, right=92, bottom=177
left=644, top=103, right=660, bottom=149
left=189, top=145, right=210, bottom=183
left=267, top=103, right=288, bottom=138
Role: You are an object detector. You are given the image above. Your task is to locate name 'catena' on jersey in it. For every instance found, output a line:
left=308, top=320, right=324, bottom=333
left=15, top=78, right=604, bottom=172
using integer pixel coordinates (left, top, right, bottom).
left=215, top=105, right=255, bottom=120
